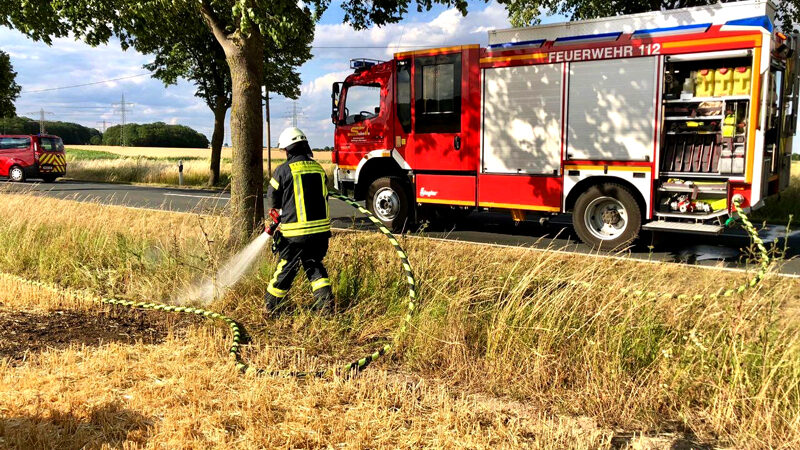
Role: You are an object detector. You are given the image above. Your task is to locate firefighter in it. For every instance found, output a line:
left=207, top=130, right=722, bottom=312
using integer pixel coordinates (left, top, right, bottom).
left=265, top=127, right=333, bottom=312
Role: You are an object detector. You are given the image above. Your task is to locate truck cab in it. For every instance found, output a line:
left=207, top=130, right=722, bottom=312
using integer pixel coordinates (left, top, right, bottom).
left=332, top=47, right=482, bottom=230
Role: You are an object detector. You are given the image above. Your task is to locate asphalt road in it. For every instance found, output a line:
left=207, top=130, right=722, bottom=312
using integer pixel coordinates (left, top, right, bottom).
left=4, top=180, right=799, bottom=276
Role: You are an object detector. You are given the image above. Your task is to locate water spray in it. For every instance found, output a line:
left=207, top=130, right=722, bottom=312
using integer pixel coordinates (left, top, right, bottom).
left=179, top=210, right=282, bottom=305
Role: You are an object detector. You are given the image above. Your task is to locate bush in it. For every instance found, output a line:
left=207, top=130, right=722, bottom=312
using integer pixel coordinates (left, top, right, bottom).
left=102, top=122, right=208, bottom=148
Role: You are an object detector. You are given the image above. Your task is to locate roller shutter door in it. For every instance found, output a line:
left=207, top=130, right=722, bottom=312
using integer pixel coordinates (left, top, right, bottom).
left=482, top=64, right=563, bottom=175
left=567, top=57, right=657, bottom=161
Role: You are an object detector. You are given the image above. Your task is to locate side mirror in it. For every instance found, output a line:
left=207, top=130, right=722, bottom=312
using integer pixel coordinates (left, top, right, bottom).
left=331, top=82, right=341, bottom=124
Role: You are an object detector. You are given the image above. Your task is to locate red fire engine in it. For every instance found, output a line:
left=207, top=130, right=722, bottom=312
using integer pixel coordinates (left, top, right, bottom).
left=331, top=0, right=797, bottom=248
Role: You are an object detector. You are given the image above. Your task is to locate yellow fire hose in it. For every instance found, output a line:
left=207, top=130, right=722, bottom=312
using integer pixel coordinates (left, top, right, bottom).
left=0, top=197, right=767, bottom=378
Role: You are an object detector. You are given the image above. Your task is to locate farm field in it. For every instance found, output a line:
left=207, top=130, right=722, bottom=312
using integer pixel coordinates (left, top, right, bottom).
left=67, top=144, right=332, bottom=162
left=64, top=147, right=333, bottom=188
left=1, top=193, right=799, bottom=447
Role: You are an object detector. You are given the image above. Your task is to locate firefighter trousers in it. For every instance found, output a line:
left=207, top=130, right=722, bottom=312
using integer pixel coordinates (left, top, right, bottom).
left=266, top=235, right=332, bottom=305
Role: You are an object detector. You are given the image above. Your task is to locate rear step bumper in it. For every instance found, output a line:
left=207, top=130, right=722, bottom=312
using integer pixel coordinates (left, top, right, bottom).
left=642, top=221, right=723, bottom=234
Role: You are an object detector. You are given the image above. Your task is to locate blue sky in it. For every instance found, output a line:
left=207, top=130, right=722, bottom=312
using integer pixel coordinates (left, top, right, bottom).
left=1, top=1, right=515, bottom=147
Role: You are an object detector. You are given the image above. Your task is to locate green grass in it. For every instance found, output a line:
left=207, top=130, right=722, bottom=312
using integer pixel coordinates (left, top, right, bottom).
left=65, top=148, right=122, bottom=161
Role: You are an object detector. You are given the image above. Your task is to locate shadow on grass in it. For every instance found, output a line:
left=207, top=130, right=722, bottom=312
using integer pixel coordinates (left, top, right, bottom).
left=610, top=430, right=713, bottom=449
left=0, top=402, right=151, bottom=449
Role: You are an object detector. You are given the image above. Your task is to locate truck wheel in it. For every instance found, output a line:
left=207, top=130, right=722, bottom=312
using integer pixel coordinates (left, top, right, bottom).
left=573, top=183, right=641, bottom=249
left=8, top=166, right=25, bottom=182
left=41, top=175, right=57, bottom=183
left=366, top=177, right=411, bottom=233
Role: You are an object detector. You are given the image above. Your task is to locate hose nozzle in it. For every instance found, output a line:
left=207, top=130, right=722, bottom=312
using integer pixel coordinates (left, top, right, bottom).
left=265, top=208, right=281, bottom=236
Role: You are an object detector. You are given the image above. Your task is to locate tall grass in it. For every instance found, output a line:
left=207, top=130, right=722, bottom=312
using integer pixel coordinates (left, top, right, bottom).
left=65, top=157, right=234, bottom=187
left=0, top=193, right=798, bottom=446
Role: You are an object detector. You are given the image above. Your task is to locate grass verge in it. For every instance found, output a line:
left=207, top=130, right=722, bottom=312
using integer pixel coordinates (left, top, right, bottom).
left=0, top=193, right=799, bottom=446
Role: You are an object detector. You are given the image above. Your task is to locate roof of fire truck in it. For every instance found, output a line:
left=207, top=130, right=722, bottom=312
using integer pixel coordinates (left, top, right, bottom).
left=487, top=0, right=775, bottom=49
left=385, top=1, right=776, bottom=62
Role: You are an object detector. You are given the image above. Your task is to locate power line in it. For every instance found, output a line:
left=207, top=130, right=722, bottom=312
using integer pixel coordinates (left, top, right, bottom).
left=50, top=106, right=110, bottom=109
left=16, top=44, right=439, bottom=95
left=21, top=73, right=151, bottom=94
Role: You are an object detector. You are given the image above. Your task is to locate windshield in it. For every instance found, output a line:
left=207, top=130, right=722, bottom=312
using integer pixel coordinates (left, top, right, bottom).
left=342, top=84, right=381, bottom=125
left=40, top=137, right=64, bottom=152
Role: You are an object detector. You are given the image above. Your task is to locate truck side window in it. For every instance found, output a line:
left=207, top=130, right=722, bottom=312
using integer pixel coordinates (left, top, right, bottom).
left=414, top=53, right=461, bottom=133
left=343, top=84, right=381, bottom=125
left=397, top=60, right=412, bottom=133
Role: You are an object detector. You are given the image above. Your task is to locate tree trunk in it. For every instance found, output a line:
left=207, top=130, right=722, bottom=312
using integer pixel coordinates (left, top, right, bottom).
left=208, top=98, right=226, bottom=187
left=225, top=36, right=265, bottom=244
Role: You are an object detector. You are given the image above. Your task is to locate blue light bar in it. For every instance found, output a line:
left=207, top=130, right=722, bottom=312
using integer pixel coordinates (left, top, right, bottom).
left=487, top=39, right=545, bottom=52
left=553, top=32, right=621, bottom=46
left=350, top=59, right=382, bottom=70
left=724, top=15, right=773, bottom=32
left=632, top=23, right=711, bottom=39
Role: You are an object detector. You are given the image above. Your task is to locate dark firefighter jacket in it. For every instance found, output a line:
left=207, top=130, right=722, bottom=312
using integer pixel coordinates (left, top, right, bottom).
left=267, top=142, right=331, bottom=241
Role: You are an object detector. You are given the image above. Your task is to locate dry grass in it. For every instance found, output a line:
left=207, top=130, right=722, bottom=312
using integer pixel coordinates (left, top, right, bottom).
left=68, top=144, right=332, bottom=162
left=0, top=304, right=611, bottom=448
left=1, top=192, right=799, bottom=447
left=66, top=158, right=236, bottom=187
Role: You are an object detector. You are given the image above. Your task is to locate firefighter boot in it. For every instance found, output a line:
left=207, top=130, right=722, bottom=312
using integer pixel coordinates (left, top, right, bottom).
left=310, top=286, right=334, bottom=314
left=264, top=292, right=290, bottom=315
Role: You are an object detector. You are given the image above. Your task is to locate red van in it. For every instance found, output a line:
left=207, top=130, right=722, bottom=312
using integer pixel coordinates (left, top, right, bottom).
left=0, top=134, right=67, bottom=182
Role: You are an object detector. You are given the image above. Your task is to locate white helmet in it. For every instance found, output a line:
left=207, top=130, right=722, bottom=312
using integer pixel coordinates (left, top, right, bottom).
left=278, top=127, right=308, bottom=149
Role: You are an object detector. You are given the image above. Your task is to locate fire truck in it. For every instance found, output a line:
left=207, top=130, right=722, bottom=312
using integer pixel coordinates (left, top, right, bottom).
left=330, top=0, right=798, bottom=248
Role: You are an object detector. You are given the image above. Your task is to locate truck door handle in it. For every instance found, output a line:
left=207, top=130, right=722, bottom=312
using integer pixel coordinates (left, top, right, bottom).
left=454, top=135, right=461, bottom=150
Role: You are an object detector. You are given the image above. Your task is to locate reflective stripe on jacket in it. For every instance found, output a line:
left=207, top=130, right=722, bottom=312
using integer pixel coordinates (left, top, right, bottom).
left=267, top=152, right=331, bottom=239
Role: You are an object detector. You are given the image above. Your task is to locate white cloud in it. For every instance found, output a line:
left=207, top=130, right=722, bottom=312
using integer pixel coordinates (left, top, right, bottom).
left=275, top=2, right=510, bottom=148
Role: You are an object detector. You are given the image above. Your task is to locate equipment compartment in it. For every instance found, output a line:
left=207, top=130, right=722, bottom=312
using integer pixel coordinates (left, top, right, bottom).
left=661, top=54, right=752, bottom=176
left=656, top=178, right=729, bottom=218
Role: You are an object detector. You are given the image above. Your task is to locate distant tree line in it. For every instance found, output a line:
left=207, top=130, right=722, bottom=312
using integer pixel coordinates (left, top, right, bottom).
left=103, top=122, right=209, bottom=148
left=0, top=116, right=100, bottom=144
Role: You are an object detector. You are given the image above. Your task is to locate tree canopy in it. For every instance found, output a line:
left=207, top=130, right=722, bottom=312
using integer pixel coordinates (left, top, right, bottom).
left=0, top=116, right=100, bottom=144
left=0, top=50, right=21, bottom=118
left=102, top=122, right=209, bottom=148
